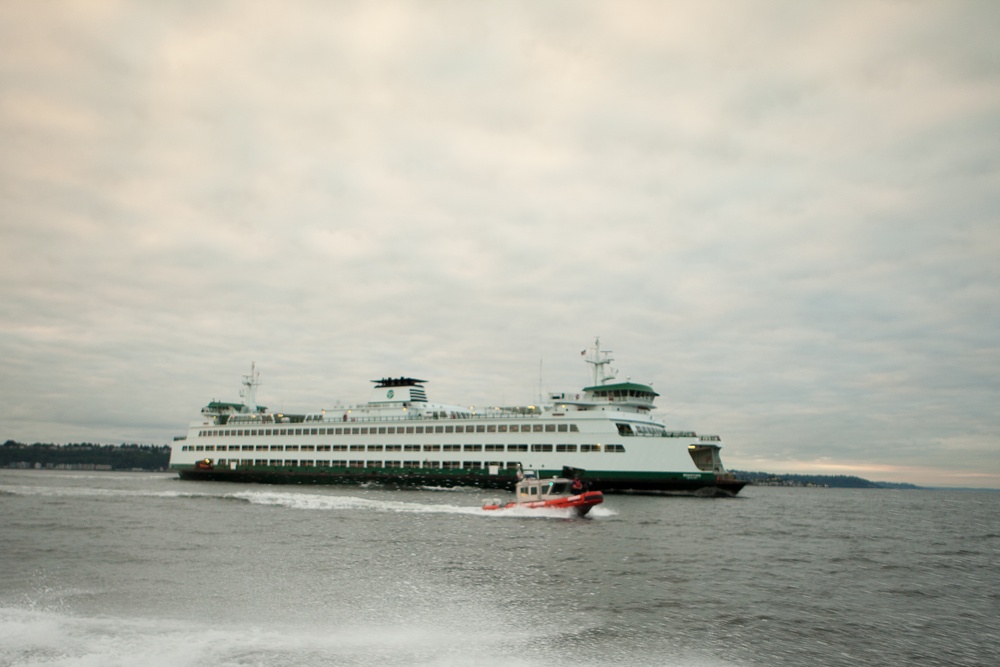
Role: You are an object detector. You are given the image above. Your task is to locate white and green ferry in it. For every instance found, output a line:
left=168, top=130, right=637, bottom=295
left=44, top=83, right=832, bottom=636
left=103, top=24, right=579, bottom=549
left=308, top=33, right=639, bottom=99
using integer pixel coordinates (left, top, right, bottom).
left=170, top=340, right=746, bottom=496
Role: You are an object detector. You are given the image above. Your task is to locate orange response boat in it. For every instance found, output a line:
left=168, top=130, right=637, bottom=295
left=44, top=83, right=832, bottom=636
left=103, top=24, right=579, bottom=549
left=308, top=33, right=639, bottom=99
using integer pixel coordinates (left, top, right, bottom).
left=482, top=472, right=603, bottom=517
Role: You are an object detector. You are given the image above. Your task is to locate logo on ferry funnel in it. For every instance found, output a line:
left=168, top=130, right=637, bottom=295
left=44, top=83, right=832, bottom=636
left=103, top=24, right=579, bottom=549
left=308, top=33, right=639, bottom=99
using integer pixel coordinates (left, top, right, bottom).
left=387, top=389, right=394, bottom=399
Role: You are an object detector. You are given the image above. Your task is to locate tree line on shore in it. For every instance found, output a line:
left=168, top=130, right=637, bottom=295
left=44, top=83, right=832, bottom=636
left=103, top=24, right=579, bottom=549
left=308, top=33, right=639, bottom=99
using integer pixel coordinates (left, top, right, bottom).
left=1, top=440, right=171, bottom=471
left=732, top=470, right=919, bottom=489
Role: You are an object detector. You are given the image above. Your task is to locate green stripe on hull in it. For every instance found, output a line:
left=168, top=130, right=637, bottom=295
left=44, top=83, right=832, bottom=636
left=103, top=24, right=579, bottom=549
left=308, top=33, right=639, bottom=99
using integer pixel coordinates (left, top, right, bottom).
left=173, top=464, right=745, bottom=496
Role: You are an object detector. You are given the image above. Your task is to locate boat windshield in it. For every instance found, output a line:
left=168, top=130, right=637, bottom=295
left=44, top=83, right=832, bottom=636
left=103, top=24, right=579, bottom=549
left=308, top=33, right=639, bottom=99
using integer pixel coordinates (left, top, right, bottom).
left=547, top=482, right=569, bottom=494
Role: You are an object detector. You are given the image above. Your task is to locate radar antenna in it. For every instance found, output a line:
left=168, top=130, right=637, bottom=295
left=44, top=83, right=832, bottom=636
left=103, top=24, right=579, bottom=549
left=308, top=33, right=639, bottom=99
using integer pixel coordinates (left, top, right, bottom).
left=584, top=338, right=618, bottom=386
left=240, top=362, right=262, bottom=413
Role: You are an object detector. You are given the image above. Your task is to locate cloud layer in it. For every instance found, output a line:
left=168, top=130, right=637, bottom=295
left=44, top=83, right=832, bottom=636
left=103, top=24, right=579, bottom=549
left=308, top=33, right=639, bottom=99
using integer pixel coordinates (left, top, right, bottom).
left=2, top=1, right=998, bottom=486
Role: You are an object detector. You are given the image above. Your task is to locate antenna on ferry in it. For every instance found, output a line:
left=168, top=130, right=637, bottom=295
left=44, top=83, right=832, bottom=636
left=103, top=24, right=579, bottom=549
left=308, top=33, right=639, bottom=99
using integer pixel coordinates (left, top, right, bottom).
left=585, top=337, right=617, bottom=386
left=240, top=362, right=261, bottom=413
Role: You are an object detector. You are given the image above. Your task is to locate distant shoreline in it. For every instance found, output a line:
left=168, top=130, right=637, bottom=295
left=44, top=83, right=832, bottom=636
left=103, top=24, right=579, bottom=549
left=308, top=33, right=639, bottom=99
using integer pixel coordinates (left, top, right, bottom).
left=4, top=441, right=993, bottom=490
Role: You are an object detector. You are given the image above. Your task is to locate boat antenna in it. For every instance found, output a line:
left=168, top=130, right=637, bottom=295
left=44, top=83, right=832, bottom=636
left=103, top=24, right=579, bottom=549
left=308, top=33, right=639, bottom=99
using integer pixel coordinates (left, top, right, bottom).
left=538, top=358, right=543, bottom=405
left=584, top=337, right=617, bottom=386
left=240, top=362, right=261, bottom=413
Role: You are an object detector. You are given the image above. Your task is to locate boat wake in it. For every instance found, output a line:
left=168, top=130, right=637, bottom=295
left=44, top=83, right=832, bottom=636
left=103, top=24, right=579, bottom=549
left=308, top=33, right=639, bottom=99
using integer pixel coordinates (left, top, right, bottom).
left=0, top=484, right=212, bottom=501
left=0, top=605, right=562, bottom=667
left=226, top=489, right=616, bottom=518
left=0, top=483, right=615, bottom=519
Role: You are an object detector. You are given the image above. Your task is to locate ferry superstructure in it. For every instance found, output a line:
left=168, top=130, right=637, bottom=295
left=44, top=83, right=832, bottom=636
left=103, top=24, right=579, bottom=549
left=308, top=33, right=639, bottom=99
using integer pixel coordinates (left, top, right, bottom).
left=170, top=340, right=746, bottom=496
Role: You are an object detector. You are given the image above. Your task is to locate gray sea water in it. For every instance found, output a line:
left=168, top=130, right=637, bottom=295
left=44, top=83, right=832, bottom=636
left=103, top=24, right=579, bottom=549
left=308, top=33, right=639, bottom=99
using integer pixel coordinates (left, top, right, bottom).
left=0, top=470, right=996, bottom=667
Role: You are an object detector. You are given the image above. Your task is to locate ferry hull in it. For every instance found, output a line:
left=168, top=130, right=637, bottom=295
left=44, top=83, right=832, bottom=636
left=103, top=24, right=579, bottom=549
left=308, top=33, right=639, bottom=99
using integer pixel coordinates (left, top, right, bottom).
left=174, top=466, right=746, bottom=496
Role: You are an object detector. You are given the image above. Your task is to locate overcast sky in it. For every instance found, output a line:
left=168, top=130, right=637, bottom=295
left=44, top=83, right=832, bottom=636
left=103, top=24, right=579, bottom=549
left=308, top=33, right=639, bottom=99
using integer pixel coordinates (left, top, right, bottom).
left=2, top=1, right=997, bottom=487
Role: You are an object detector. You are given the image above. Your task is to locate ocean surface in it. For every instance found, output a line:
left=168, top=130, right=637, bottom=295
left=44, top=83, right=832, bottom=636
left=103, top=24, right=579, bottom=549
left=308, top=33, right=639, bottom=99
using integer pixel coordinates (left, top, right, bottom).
left=0, top=470, right=996, bottom=667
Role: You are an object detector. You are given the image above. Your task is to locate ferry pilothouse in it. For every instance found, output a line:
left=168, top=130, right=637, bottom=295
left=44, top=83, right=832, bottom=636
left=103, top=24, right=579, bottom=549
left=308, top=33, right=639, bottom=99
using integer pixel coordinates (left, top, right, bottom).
left=170, top=340, right=746, bottom=496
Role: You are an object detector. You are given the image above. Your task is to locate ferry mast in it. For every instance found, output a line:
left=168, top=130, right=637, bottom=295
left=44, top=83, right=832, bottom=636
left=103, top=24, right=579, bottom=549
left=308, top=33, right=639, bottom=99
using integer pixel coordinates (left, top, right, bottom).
left=584, top=337, right=618, bottom=386
left=240, top=362, right=261, bottom=413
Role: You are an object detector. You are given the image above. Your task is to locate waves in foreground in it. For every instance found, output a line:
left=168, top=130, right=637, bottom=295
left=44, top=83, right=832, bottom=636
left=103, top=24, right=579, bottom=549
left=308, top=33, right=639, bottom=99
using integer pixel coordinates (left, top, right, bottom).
left=1, top=471, right=997, bottom=667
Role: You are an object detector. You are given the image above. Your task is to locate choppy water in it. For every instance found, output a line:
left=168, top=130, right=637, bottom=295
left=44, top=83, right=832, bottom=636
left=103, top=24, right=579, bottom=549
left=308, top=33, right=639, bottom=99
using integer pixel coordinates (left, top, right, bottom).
left=0, top=470, right=996, bottom=667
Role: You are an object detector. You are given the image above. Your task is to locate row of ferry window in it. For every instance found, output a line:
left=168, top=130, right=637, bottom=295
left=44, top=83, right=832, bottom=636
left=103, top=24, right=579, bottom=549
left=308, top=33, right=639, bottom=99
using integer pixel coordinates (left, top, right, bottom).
left=209, top=458, right=625, bottom=469
left=197, top=423, right=581, bottom=438
left=185, top=443, right=627, bottom=453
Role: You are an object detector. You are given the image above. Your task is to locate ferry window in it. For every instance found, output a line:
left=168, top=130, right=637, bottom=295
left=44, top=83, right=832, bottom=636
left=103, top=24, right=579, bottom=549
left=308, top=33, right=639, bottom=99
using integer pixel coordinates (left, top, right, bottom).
left=443, top=444, right=461, bottom=451
left=360, top=428, right=369, bottom=435
left=256, top=445, right=267, bottom=451
left=229, top=445, right=240, bottom=451
left=487, top=425, right=496, bottom=433
left=463, top=444, right=482, bottom=451
left=406, top=426, right=414, bottom=434
left=545, top=424, right=555, bottom=432
left=533, top=425, right=543, bottom=432
left=424, top=460, right=441, bottom=468
left=333, top=444, right=347, bottom=451
left=351, top=428, right=360, bottom=435
left=301, top=445, right=315, bottom=451
left=557, top=424, right=568, bottom=432
left=509, top=425, right=519, bottom=433
left=415, top=426, right=424, bottom=434
left=349, top=461, right=364, bottom=468
left=463, top=461, right=482, bottom=469
left=404, top=444, right=420, bottom=451
left=331, top=460, right=347, bottom=467
left=476, top=425, right=486, bottom=433
left=606, top=444, right=626, bottom=453
left=507, top=444, right=527, bottom=452
left=367, top=445, right=383, bottom=451
left=445, top=425, right=454, bottom=433
left=242, top=445, right=253, bottom=451
left=308, top=428, right=316, bottom=435
left=366, top=461, right=383, bottom=468
left=284, top=460, right=298, bottom=467
left=423, top=444, right=441, bottom=451
left=385, top=445, right=401, bottom=451
left=385, top=461, right=401, bottom=468
left=378, top=427, right=386, bottom=434
left=570, top=424, right=579, bottom=432
left=292, top=429, right=300, bottom=436
left=530, top=444, right=553, bottom=452
left=485, top=444, right=503, bottom=452
left=317, top=445, right=330, bottom=451
left=285, top=445, right=299, bottom=451
left=350, top=445, right=364, bottom=451
left=556, top=444, right=577, bottom=452
left=269, top=459, right=281, bottom=465
left=435, top=426, right=444, bottom=433
left=498, top=425, right=507, bottom=433
left=506, top=462, right=519, bottom=469
left=404, top=460, right=419, bottom=468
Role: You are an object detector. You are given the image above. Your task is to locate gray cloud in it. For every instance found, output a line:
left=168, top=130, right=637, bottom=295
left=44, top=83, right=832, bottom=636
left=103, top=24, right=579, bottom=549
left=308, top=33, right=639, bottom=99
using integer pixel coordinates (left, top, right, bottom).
left=1, top=1, right=998, bottom=486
